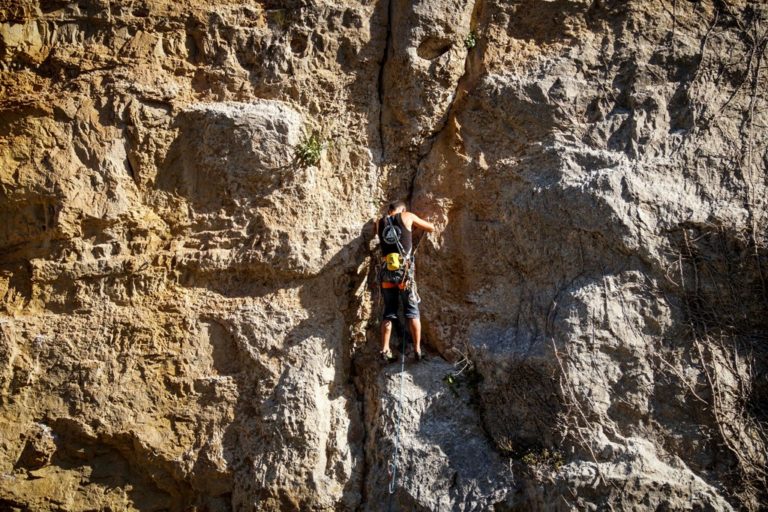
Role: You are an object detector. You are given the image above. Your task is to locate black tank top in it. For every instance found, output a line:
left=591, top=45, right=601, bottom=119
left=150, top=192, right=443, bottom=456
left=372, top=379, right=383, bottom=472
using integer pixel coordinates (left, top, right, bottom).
left=378, top=213, right=412, bottom=256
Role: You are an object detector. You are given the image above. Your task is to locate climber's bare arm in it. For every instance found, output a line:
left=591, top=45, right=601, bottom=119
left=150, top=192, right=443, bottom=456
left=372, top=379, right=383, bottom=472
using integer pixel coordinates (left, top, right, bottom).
left=406, top=212, right=435, bottom=233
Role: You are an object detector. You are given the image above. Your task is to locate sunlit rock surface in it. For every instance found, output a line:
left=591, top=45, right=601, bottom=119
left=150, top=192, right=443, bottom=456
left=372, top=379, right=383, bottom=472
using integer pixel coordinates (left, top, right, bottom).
left=1, top=0, right=766, bottom=510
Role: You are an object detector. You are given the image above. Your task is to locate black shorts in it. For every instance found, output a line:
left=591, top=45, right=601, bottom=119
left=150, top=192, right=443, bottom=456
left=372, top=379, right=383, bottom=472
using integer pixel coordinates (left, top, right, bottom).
left=382, top=286, right=420, bottom=320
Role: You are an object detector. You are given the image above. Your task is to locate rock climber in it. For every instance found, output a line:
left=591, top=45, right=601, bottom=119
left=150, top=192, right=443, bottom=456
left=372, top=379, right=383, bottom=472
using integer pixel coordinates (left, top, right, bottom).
left=374, top=200, right=435, bottom=362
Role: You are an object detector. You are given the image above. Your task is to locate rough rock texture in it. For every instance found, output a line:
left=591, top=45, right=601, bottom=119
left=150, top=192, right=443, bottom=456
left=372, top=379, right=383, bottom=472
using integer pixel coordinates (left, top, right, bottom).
left=410, top=1, right=768, bottom=509
left=1, top=0, right=767, bottom=511
left=362, top=359, right=516, bottom=511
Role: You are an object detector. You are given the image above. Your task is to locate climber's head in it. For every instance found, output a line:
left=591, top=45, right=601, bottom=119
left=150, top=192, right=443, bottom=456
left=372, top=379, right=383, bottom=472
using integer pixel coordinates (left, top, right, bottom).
left=387, top=200, right=406, bottom=214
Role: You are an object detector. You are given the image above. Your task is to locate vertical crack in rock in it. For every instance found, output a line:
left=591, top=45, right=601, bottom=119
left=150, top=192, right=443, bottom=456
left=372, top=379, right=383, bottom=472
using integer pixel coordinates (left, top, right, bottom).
left=376, top=0, right=394, bottom=162
left=354, top=1, right=396, bottom=506
left=408, top=0, right=485, bottom=206
left=1, top=1, right=767, bottom=510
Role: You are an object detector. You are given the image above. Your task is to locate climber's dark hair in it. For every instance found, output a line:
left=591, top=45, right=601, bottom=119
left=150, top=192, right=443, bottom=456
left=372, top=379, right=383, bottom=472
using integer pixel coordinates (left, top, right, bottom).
left=388, top=200, right=407, bottom=213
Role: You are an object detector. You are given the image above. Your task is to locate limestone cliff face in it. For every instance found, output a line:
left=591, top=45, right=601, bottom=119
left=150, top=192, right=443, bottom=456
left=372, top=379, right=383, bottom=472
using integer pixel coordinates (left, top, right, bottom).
left=0, top=0, right=766, bottom=511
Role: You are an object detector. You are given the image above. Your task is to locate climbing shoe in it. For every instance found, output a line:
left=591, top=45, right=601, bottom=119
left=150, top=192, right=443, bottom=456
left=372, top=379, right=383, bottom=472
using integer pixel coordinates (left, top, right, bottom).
left=380, top=349, right=395, bottom=363
left=414, top=350, right=425, bottom=362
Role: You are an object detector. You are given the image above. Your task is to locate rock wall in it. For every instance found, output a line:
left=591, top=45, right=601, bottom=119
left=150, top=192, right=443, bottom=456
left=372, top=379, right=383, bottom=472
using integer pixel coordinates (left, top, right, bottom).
left=1, top=0, right=766, bottom=511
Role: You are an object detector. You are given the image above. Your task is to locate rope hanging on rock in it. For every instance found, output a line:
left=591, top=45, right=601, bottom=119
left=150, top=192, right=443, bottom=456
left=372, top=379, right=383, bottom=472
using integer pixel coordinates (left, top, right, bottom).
left=387, top=319, right=407, bottom=508
left=386, top=226, right=426, bottom=509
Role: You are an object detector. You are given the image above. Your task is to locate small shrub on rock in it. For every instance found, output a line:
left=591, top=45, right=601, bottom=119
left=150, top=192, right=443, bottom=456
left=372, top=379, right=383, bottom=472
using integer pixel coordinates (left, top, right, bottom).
left=296, top=132, right=324, bottom=166
left=464, top=31, right=477, bottom=50
left=521, top=448, right=564, bottom=481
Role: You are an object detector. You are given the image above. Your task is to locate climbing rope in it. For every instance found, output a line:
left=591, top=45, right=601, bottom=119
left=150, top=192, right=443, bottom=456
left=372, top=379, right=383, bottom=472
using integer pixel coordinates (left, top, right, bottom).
left=387, top=319, right=406, bottom=507
left=383, top=224, right=426, bottom=509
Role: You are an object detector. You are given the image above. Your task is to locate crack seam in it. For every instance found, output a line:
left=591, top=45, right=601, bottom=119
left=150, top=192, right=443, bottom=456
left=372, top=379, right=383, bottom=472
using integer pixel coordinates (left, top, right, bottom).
left=407, top=0, right=485, bottom=206
left=377, top=0, right=394, bottom=163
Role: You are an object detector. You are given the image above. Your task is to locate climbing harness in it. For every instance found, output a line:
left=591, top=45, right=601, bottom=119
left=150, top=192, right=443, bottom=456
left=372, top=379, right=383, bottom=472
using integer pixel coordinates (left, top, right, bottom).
left=380, top=215, right=420, bottom=304
left=380, top=215, right=411, bottom=286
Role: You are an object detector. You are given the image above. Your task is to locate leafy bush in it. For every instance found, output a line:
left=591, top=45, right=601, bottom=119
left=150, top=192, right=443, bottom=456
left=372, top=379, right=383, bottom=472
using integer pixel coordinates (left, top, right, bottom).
left=464, top=31, right=477, bottom=50
left=442, top=367, right=481, bottom=397
left=296, top=132, right=324, bottom=166
left=521, top=448, right=564, bottom=481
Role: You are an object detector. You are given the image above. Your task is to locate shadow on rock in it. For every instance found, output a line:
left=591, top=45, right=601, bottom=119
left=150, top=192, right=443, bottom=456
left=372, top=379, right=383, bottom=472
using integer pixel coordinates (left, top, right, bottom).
left=211, top=223, right=373, bottom=511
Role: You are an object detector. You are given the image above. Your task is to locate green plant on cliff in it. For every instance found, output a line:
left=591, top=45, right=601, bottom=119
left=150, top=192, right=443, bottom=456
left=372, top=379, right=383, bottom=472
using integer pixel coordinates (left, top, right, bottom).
left=521, top=448, right=564, bottom=481
left=443, top=345, right=482, bottom=398
left=296, top=132, right=325, bottom=166
left=464, top=31, right=477, bottom=50
left=442, top=373, right=459, bottom=397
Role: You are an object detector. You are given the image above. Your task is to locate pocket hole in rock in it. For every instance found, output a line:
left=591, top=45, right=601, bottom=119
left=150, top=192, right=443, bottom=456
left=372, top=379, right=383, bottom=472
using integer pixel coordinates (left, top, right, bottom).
left=417, top=37, right=453, bottom=60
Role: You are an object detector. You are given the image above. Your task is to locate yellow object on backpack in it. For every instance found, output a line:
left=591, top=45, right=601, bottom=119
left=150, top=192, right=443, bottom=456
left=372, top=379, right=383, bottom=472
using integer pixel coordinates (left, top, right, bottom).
left=386, top=252, right=401, bottom=271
